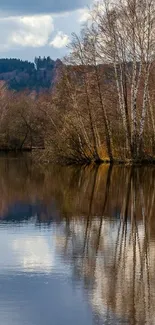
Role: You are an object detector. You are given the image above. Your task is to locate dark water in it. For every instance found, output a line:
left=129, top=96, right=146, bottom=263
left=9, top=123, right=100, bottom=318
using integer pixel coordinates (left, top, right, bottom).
left=0, top=157, right=155, bottom=325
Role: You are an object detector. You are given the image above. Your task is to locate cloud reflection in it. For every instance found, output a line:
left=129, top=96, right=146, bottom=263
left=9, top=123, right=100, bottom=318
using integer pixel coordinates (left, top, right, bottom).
left=12, top=236, right=53, bottom=273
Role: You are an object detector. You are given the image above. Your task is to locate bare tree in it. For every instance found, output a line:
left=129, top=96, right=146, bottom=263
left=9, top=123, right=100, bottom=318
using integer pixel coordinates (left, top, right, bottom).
left=93, top=0, right=155, bottom=159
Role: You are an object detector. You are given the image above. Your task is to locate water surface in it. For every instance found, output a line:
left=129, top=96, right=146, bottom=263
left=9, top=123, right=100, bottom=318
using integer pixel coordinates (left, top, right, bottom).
left=0, top=157, right=155, bottom=325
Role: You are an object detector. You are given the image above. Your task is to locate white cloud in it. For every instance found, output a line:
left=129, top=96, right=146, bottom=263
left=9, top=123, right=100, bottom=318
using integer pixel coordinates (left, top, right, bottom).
left=0, top=8, right=89, bottom=58
left=50, top=31, right=70, bottom=48
left=78, top=8, right=91, bottom=22
left=10, top=15, right=54, bottom=47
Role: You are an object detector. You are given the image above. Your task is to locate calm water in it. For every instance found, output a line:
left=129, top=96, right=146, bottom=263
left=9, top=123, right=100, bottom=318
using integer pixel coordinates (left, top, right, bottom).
left=0, top=157, right=155, bottom=325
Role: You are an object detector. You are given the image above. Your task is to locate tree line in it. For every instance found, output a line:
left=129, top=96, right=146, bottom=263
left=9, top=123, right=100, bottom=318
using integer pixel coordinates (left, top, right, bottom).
left=0, top=57, right=61, bottom=92
left=0, top=58, right=34, bottom=73
left=0, top=57, right=57, bottom=73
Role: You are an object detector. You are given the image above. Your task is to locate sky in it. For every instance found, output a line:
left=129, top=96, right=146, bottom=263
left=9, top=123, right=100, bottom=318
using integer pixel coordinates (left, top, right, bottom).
left=0, top=0, right=93, bottom=62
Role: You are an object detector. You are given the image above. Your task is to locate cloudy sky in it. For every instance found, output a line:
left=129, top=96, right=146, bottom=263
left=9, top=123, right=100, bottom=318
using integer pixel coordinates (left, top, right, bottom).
left=0, top=0, right=92, bottom=62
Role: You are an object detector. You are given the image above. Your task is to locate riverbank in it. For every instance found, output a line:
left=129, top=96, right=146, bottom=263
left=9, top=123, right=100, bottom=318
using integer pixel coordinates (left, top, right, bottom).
left=1, top=148, right=155, bottom=167
left=31, top=149, right=155, bottom=166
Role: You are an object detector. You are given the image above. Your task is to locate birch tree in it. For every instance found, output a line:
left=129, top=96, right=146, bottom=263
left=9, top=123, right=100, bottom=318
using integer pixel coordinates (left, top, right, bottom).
left=93, top=0, right=155, bottom=159
left=67, top=33, right=101, bottom=162
left=81, top=26, right=114, bottom=160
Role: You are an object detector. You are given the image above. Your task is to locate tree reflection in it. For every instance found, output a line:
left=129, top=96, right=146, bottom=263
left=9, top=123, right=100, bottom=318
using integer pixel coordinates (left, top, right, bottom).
left=55, top=166, right=155, bottom=325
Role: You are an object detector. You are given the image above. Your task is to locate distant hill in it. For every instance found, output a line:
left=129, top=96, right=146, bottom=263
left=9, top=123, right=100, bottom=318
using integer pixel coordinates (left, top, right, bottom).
left=0, top=57, right=63, bottom=92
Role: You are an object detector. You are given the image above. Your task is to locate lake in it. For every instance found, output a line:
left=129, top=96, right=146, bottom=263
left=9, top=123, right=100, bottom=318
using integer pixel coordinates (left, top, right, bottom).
left=0, top=156, right=155, bottom=325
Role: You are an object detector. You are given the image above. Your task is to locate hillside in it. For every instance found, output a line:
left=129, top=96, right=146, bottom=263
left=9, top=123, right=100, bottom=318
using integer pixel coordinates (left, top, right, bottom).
left=0, top=57, right=62, bottom=92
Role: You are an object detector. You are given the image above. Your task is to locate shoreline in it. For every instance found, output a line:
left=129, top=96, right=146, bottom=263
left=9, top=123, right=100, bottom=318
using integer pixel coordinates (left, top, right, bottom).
left=1, top=149, right=155, bottom=166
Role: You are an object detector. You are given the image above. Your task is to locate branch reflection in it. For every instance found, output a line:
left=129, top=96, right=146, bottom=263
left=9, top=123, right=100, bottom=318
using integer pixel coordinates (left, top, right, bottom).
left=55, top=166, right=155, bottom=325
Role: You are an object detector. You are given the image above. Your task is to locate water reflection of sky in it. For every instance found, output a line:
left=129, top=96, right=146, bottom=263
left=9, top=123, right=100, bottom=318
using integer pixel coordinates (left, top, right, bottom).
left=0, top=220, right=94, bottom=325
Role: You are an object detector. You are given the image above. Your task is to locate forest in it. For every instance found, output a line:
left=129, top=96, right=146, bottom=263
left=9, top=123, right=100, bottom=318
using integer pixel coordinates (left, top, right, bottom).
left=1, top=0, right=155, bottom=165
left=0, top=57, right=61, bottom=91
